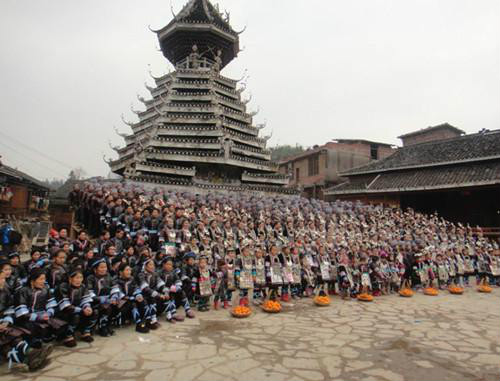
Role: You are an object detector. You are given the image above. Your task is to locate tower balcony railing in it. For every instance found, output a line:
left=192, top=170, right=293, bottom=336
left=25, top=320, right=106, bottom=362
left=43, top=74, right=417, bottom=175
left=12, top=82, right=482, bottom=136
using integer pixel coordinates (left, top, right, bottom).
left=175, top=56, right=216, bottom=71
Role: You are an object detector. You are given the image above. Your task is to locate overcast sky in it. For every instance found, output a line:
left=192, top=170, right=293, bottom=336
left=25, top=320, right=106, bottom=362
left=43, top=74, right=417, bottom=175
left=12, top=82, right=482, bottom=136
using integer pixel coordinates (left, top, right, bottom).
left=1, top=0, right=499, bottom=181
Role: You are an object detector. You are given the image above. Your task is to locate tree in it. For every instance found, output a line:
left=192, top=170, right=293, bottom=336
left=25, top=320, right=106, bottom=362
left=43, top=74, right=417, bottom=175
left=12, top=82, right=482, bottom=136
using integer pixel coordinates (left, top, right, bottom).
left=270, top=144, right=305, bottom=162
left=68, top=167, right=87, bottom=180
left=41, top=178, right=64, bottom=190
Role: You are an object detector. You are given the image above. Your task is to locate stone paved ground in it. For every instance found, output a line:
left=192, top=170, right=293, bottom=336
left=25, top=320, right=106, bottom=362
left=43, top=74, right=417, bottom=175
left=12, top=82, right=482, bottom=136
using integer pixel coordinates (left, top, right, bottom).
left=1, top=289, right=499, bottom=381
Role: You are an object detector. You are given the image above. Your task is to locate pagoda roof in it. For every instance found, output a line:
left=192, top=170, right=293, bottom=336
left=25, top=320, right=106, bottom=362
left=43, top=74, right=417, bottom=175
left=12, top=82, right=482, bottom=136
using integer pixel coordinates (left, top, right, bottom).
left=170, top=0, right=235, bottom=34
left=153, top=0, right=241, bottom=69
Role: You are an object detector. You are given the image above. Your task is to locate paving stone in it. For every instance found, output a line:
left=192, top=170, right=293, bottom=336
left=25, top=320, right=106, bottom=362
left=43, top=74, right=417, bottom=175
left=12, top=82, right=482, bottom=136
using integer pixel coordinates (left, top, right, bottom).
left=364, top=368, right=405, bottom=381
left=0, top=292, right=497, bottom=381
left=187, top=344, right=217, bottom=360
left=144, top=368, right=176, bottom=381
left=282, top=357, right=319, bottom=370
left=414, top=360, right=434, bottom=369
left=471, top=354, right=500, bottom=365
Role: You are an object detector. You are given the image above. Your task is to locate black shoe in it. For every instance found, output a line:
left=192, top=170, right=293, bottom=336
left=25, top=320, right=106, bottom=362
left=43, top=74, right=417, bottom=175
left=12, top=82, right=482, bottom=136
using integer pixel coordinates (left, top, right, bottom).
left=98, top=327, right=112, bottom=337
left=81, top=334, right=94, bottom=343
left=43, top=344, right=54, bottom=358
left=26, top=347, right=49, bottom=372
left=147, top=321, right=160, bottom=330
left=63, top=337, right=77, bottom=348
left=135, top=322, right=150, bottom=334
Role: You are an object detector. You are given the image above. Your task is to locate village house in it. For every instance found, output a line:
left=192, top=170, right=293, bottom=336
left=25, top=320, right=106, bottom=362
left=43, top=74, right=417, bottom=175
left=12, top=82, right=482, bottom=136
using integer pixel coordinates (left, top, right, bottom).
left=278, top=140, right=395, bottom=199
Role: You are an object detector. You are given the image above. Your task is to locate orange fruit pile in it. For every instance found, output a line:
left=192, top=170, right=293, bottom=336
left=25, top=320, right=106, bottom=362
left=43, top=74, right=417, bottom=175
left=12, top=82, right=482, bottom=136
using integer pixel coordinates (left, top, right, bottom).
left=478, top=285, right=492, bottom=293
left=424, top=287, right=439, bottom=296
left=399, top=288, right=414, bottom=297
left=262, top=300, right=282, bottom=313
left=231, top=306, right=252, bottom=318
left=357, top=293, right=374, bottom=302
left=314, top=295, right=331, bottom=306
left=448, top=286, right=464, bottom=295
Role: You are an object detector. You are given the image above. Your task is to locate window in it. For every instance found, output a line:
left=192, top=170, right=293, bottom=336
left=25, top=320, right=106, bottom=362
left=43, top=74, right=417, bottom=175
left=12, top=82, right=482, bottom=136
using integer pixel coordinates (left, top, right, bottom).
left=296, top=167, right=300, bottom=181
left=370, top=144, right=379, bottom=160
left=308, top=154, right=319, bottom=176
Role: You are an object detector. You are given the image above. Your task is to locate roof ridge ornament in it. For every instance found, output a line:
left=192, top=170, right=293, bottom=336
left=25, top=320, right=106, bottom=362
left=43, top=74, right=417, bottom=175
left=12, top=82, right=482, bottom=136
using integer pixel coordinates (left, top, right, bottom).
left=103, top=154, right=112, bottom=165
left=235, top=25, right=247, bottom=35
left=236, top=82, right=246, bottom=94
left=148, top=64, right=162, bottom=80
left=242, top=93, right=252, bottom=105
left=121, top=114, right=135, bottom=127
left=263, top=130, right=273, bottom=141
left=148, top=24, right=161, bottom=33
left=114, top=126, right=129, bottom=138
left=130, top=103, right=142, bottom=115
left=249, top=106, right=259, bottom=117
left=108, top=140, right=121, bottom=152
left=236, top=69, right=248, bottom=82
left=256, top=120, right=266, bottom=130
left=170, top=0, right=178, bottom=20
left=201, top=0, right=213, bottom=21
left=144, top=82, right=155, bottom=92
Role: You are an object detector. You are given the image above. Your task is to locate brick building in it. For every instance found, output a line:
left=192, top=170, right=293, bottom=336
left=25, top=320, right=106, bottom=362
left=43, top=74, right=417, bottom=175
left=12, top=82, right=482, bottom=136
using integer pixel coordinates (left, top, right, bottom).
left=278, top=140, right=395, bottom=199
left=325, top=124, right=500, bottom=229
left=398, top=123, right=465, bottom=146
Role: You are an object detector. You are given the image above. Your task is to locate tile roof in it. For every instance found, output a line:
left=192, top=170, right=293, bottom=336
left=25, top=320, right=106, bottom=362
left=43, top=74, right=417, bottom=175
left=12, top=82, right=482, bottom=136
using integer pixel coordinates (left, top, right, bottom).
left=326, top=160, right=500, bottom=195
left=0, top=164, right=48, bottom=190
left=342, top=129, right=500, bottom=176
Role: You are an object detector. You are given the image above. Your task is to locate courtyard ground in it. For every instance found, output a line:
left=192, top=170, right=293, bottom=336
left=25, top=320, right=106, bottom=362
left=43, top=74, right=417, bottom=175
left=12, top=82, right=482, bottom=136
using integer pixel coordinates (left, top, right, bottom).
left=1, top=289, right=499, bottom=381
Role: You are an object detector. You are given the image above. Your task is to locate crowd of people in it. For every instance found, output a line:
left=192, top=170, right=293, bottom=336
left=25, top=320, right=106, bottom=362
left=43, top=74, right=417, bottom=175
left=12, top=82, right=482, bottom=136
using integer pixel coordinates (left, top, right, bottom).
left=0, top=179, right=499, bottom=371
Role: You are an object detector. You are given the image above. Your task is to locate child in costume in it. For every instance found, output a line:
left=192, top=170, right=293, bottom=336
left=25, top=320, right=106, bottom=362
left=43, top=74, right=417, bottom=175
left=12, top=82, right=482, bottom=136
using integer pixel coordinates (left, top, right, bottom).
left=235, top=241, right=255, bottom=306
left=265, top=244, right=284, bottom=300
left=224, top=248, right=237, bottom=306
left=213, top=259, right=228, bottom=309
left=315, top=246, right=331, bottom=297
left=435, top=253, right=449, bottom=289
left=192, top=256, right=213, bottom=312
left=181, top=252, right=197, bottom=305
left=253, top=246, right=267, bottom=305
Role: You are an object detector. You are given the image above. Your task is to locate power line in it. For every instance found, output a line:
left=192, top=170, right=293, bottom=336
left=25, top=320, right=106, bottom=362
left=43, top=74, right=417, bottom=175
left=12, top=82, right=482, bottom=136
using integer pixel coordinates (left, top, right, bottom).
left=0, top=130, right=74, bottom=170
left=0, top=140, right=67, bottom=179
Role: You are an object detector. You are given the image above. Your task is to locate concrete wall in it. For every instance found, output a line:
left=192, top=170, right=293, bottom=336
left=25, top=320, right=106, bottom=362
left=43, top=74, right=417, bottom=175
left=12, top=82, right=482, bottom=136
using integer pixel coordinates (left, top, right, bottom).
left=279, top=142, right=395, bottom=195
left=401, top=129, right=461, bottom=146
